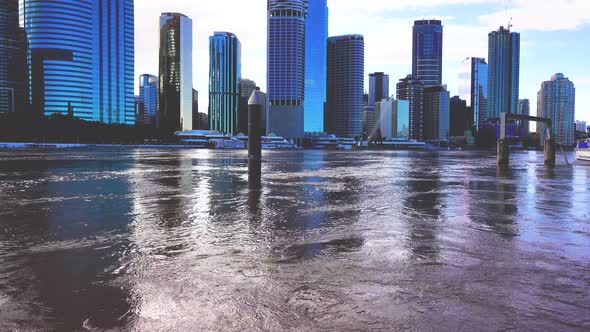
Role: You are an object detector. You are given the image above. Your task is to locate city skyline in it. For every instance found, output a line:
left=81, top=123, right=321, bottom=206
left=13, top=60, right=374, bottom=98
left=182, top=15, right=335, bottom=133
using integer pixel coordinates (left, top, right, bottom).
left=134, top=0, right=590, bottom=125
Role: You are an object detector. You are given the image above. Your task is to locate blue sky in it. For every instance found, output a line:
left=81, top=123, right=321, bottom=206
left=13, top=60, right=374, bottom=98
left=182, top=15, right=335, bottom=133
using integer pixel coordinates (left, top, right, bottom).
left=135, top=0, right=590, bottom=124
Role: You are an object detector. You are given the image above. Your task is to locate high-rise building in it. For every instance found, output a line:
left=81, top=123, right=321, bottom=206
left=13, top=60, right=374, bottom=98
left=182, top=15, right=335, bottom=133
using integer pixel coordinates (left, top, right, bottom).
left=209, top=32, right=241, bottom=135
left=450, top=96, right=468, bottom=137
left=137, top=74, right=158, bottom=127
left=0, top=0, right=27, bottom=113
left=374, top=98, right=410, bottom=140
left=537, top=73, right=576, bottom=146
left=238, top=78, right=257, bottom=134
left=519, top=99, right=530, bottom=136
left=21, top=0, right=134, bottom=123
left=575, top=121, right=587, bottom=133
left=396, top=75, right=424, bottom=140
left=488, top=26, right=520, bottom=120
left=326, top=34, right=365, bottom=138
left=192, top=89, right=199, bottom=129
left=459, top=57, right=488, bottom=131
left=413, top=20, right=443, bottom=87
left=363, top=106, right=376, bottom=139
left=267, top=0, right=307, bottom=140
left=423, top=85, right=450, bottom=141
left=159, top=12, right=193, bottom=133
left=304, top=0, right=328, bottom=134
left=368, top=72, right=389, bottom=107
left=239, top=79, right=257, bottom=99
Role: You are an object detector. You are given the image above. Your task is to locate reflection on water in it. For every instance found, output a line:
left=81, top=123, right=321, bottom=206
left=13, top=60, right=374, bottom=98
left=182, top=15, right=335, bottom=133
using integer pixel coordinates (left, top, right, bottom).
left=0, top=149, right=589, bottom=331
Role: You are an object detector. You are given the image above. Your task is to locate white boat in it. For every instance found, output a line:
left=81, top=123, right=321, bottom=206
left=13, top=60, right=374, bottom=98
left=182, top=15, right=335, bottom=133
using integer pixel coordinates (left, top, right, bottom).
left=576, top=139, right=590, bottom=161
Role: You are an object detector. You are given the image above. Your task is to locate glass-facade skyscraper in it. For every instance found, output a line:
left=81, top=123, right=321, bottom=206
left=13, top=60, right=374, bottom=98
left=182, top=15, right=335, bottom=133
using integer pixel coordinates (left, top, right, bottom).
left=159, top=12, right=193, bottom=133
left=1, top=0, right=27, bottom=114
left=413, top=20, right=443, bottom=87
left=326, top=34, right=365, bottom=138
left=209, top=32, right=241, bottom=135
left=137, top=74, right=158, bottom=127
left=369, top=72, right=390, bottom=107
left=423, top=85, right=450, bottom=141
left=267, top=0, right=307, bottom=139
left=459, top=57, right=488, bottom=132
left=397, top=75, right=424, bottom=141
left=488, top=26, right=520, bottom=120
left=304, top=0, right=328, bottom=134
left=538, top=73, right=576, bottom=147
left=21, top=0, right=134, bottom=124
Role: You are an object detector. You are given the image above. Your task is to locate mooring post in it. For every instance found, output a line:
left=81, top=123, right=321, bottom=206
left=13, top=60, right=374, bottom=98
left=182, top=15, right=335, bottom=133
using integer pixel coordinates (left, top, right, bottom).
left=497, top=139, right=509, bottom=167
left=544, top=139, right=556, bottom=167
left=248, top=88, right=263, bottom=188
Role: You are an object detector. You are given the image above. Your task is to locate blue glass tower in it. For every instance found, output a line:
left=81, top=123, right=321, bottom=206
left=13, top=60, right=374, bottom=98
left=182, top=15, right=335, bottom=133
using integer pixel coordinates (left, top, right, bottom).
left=209, top=32, right=241, bottom=135
left=326, top=35, right=365, bottom=138
left=459, top=57, right=488, bottom=131
left=0, top=0, right=27, bottom=113
left=267, top=0, right=307, bottom=140
left=488, top=26, right=520, bottom=120
left=304, top=0, right=327, bottom=134
left=413, top=20, right=443, bottom=87
left=137, top=74, right=158, bottom=127
left=21, top=0, right=134, bottom=124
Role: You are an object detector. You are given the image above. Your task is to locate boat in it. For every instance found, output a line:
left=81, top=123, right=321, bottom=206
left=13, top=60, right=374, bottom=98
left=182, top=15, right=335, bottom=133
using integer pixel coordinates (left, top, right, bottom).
left=576, top=139, right=590, bottom=161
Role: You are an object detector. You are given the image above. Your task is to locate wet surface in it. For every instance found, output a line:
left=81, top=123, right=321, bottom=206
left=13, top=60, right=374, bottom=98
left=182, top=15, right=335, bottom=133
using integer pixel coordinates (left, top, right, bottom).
left=0, top=149, right=589, bottom=331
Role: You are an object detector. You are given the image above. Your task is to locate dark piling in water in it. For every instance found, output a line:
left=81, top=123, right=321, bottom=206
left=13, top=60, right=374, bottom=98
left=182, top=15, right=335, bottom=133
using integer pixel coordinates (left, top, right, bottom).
left=248, top=88, right=263, bottom=189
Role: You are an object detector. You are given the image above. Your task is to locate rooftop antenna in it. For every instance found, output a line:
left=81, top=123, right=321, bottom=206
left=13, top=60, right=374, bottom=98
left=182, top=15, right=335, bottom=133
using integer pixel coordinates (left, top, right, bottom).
left=504, top=0, right=513, bottom=30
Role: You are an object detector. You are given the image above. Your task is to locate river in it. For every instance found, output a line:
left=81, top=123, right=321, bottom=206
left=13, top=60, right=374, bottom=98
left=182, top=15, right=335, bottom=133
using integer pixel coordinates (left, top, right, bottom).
left=0, top=149, right=588, bottom=331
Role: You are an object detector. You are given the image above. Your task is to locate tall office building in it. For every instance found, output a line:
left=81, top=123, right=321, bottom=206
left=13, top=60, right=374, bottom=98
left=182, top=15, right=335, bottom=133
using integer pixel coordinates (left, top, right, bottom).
left=137, top=74, right=158, bottom=127
left=267, top=0, right=307, bottom=139
left=304, top=0, right=328, bottom=133
left=397, top=75, right=424, bottom=140
left=537, top=74, right=576, bottom=147
left=413, top=20, right=443, bottom=87
left=488, top=26, right=520, bottom=120
left=192, top=89, right=199, bottom=129
left=459, top=57, right=488, bottom=131
left=326, top=34, right=365, bottom=138
left=21, top=0, right=134, bottom=123
left=519, top=99, right=530, bottom=136
left=0, top=0, right=27, bottom=113
left=368, top=72, right=389, bottom=107
left=159, top=12, right=193, bottom=133
left=423, top=85, right=450, bottom=141
left=450, top=96, right=468, bottom=137
left=209, top=32, right=241, bottom=135
left=374, top=98, right=410, bottom=140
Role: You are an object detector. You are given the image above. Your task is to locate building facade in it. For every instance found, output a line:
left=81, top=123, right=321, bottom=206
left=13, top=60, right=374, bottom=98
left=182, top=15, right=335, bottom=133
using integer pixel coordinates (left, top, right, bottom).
left=412, top=20, right=443, bottom=87
left=450, top=96, right=468, bottom=137
left=326, top=34, right=365, bottom=138
left=21, top=0, right=134, bottom=123
left=519, top=99, right=530, bottom=136
left=538, top=73, right=576, bottom=146
left=423, top=85, right=450, bottom=141
left=209, top=32, right=241, bottom=135
left=575, top=121, right=587, bottom=133
left=374, top=98, right=410, bottom=140
left=368, top=72, right=389, bottom=107
left=159, top=12, right=192, bottom=133
left=396, top=75, right=424, bottom=141
left=267, top=0, right=307, bottom=139
left=304, top=0, right=328, bottom=134
left=0, top=0, right=27, bottom=113
left=488, top=26, right=520, bottom=120
left=459, top=57, right=488, bottom=131
left=137, top=74, right=158, bottom=127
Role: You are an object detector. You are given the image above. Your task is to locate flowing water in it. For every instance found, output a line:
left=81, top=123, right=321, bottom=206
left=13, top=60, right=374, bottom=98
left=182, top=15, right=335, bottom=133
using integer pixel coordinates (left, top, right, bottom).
left=0, top=149, right=589, bottom=331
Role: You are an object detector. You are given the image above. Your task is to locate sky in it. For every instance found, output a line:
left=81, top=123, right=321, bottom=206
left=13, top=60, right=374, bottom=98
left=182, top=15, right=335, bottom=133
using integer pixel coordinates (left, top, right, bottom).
left=135, top=0, right=590, bottom=125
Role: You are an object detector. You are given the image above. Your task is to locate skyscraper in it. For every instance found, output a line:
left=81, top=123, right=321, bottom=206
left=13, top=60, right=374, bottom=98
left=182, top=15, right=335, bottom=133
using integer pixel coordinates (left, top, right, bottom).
left=304, top=0, right=328, bottom=134
left=21, top=0, right=134, bottom=123
left=137, top=74, right=158, bottom=127
left=413, top=20, right=443, bottom=87
left=374, top=98, right=410, bottom=140
left=538, top=74, right=576, bottom=147
left=0, top=0, right=27, bottom=113
left=326, top=34, right=365, bottom=138
left=450, top=96, right=468, bottom=137
left=267, top=0, right=307, bottom=139
left=519, top=99, right=530, bottom=136
left=209, top=32, right=241, bottom=135
left=159, top=12, right=193, bottom=133
left=397, top=75, right=424, bottom=140
left=368, top=72, right=389, bottom=107
left=423, top=86, right=450, bottom=141
left=488, top=26, right=520, bottom=120
left=459, top=57, right=488, bottom=131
